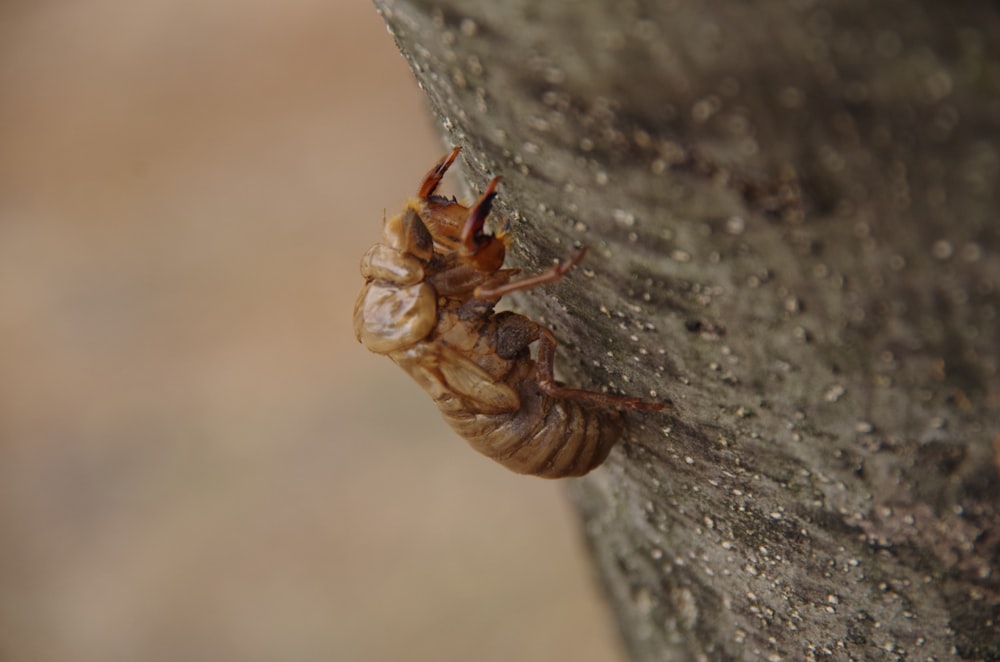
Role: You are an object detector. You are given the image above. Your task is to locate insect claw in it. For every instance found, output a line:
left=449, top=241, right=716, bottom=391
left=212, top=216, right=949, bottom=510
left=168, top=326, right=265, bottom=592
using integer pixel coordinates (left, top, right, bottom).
left=461, top=176, right=502, bottom=253
left=618, top=397, right=670, bottom=412
left=418, top=146, right=463, bottom=201
left=557, top=245, right=587, bottom=275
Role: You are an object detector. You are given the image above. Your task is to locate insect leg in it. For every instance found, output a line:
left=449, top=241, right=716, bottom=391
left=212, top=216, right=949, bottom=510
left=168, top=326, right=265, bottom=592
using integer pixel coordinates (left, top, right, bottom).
left=418, top=147, right=463, bottom=200
left=474, top=247, right=586, bottom=299
left=536, top=327, right=667, bottom=412
left=460, top=176, right=502, bottom=252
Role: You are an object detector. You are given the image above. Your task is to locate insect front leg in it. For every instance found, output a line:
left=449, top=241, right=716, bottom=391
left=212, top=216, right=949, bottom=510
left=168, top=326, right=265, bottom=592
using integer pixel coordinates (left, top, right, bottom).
left=456, top=176, right=507, bottom=272
left=460, top=176, right=501, bottom=250
left=418, top=147, right=462, bottom=200
left=535, top=327, right=667, bottom=412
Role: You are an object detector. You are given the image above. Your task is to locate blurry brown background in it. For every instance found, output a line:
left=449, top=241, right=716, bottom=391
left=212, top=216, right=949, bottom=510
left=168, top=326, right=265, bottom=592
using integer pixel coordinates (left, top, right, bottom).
left=0, top=2, right=622, bottom=661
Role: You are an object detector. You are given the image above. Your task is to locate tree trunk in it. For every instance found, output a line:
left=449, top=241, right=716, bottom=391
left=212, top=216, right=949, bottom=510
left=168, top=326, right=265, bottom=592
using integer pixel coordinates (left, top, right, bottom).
left=372, top=0, right=1000, bottom=659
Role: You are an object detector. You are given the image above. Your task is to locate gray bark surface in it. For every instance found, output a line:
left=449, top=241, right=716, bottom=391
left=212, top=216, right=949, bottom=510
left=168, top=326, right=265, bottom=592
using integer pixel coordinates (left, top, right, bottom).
left=373, top=1, right=1000, bottom=659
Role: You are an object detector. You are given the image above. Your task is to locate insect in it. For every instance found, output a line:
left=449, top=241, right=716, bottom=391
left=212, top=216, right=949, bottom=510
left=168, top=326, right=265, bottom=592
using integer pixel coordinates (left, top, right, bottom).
left=354, top=147, right=665, bottom=478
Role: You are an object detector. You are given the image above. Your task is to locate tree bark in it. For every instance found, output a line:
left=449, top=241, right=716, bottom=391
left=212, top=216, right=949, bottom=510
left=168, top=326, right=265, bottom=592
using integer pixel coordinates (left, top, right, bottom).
left=372, top=0, right=1000, bottom=659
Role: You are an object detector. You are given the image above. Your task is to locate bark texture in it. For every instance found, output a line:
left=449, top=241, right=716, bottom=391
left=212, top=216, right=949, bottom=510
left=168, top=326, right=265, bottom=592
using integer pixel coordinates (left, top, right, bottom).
left=372, top=1, right=1000, bottom=659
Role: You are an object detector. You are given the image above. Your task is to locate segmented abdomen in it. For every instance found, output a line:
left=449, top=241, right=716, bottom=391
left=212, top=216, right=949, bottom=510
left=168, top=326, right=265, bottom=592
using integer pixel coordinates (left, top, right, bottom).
left=439, top=380, right=624, bottom=479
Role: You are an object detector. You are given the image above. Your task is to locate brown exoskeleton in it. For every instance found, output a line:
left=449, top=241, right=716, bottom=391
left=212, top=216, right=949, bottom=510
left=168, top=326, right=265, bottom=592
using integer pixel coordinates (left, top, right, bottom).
left=354, top=147, right=665, bottom=478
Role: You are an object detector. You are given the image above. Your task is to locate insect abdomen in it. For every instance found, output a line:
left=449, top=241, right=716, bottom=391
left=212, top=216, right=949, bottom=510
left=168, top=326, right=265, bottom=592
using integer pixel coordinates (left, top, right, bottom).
left=441, top=385, right=624, bottom=479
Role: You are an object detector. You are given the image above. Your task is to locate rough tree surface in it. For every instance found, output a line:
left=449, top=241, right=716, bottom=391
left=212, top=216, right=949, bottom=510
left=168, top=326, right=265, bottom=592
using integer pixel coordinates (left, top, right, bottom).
left=372, top=1, right=999, bottom=659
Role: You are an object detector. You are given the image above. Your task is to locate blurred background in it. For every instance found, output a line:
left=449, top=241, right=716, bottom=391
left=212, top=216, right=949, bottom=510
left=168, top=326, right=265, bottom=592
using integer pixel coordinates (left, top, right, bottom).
left=0, top=2, right=622, bottom=661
